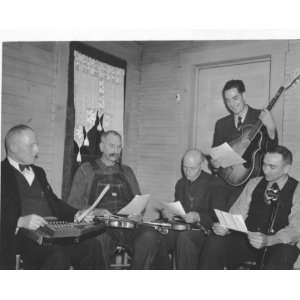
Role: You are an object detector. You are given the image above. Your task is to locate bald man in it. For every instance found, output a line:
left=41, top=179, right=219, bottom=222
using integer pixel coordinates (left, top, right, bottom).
left=145, top=149, right=214, bottom=269
left=1, top=124, right=103, bottom=269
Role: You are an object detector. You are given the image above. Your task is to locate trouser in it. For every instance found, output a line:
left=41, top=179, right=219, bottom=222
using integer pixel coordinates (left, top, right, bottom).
left=176, top=230, right=208, bottom=269
left=18, top=234, right=104, bottom=270
left=199, top=232, right=300, bottom=270
left=97, top=226, right=163, bottom=269
left=142, top=228, right=208, bottom=269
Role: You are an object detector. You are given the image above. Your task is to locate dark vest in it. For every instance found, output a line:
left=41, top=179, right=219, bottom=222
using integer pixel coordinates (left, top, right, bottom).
left=88, top=160, right=134, bottom=214
left=246, top=177, right=298, bottom=234
left=14, top=169, right=52, bottom=217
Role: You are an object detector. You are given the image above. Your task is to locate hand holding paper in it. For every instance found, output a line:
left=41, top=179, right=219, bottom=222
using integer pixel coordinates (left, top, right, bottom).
left=163, top=201, right=186, bottom=218
left=75, top=184, right=110, bottom=223
left=214, top=209, right=248, bottom=233
left=210, top=142, right=245, bottom=168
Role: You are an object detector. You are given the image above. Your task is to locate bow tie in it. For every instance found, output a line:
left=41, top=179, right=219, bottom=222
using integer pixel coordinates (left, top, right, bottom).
left=237, top=116, right=243, bottom=130
left=264, top=182, right=280, bottom=204
left=19, top=164, right=30, bottom=172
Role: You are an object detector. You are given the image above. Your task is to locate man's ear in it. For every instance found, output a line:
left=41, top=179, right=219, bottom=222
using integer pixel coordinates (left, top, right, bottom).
left=283, top=164, right=291, bottom=175
left=9, top=141, right=18, bottom=154
left=99, top=142, right=104, bottom=152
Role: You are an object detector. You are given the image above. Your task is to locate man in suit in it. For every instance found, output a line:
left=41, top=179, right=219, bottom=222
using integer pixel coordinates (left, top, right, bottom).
left=0, top=124, right=104, bottom=269
left=209, top=79, right=278, bottom=211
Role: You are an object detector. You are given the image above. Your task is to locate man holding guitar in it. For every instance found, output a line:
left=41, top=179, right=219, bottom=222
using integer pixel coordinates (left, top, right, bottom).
left=209, top=79, right=278, bottom=211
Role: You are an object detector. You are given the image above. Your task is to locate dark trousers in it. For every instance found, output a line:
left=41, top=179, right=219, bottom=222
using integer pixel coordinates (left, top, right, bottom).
left=97, top=226, right=164, bottom=269
left=199, top=232, right=300, bottom=270
left=176, top=230, right=208, bottom=269
left=142, top=229, right=208, bottom=269
left=18, top=234, right=104, bottom=269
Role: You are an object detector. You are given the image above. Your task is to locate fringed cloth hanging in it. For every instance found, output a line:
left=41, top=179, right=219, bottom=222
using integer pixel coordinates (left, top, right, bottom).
left=73, top=51, right=125, bottom=162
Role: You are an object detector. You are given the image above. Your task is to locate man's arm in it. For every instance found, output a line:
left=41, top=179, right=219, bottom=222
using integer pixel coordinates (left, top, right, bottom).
left=36, top=167, right=78, bottom=221
left=123, top=166, right=141, bottom=195
left=259, top=109, right=278, bottom=149
left=229, top=177, right=262, bottom=219
left=67, top=163, right=93, bottom=210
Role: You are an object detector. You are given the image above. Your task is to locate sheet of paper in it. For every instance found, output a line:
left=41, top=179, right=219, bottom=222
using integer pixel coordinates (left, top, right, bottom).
left=210, top=142, right=246, bottom=168
left=118, top=194, right=150, bottom=215
left=163, top=201, right=186, bottom=217
left=214, top=209, right=248, bottom=233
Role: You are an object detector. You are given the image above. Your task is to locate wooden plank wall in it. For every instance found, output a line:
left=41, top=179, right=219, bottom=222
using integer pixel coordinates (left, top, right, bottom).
left=137, top=40, right=300, bottom=219
left=283, top=40, right=300, bottom=179
left=2, top=40, right=300, bottom=205
left=1, top=41, right=143, bottom=197
left=1, top=42, right=58, bottom=184
left=85, top=42, right=143, bottom=175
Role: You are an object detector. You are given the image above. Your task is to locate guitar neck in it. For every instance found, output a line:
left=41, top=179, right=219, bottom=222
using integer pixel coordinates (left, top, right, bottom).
left=247, top=86, right=284, bottom=142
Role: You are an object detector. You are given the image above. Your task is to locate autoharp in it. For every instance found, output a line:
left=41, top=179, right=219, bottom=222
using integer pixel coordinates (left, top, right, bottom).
left=21, top=219, right=105, bottom=245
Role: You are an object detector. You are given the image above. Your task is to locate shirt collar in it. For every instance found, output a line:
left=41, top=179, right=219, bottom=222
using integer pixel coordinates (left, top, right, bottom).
left=234, top=105, right=248, bottom=123
left=7, top=156, right=32, bottom=173
left=266, top=175, right=289, bottom=190
left=7, top=156, right=22, bottom=171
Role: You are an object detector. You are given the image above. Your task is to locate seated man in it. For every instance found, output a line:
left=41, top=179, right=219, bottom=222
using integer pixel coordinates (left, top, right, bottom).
left=0, top=125, right=103, bottom=269
left=68, top=130, right=162, bottom=269
left=199, top=145, right=300, bottom=270
left=143, top=149, right=214, bottom=269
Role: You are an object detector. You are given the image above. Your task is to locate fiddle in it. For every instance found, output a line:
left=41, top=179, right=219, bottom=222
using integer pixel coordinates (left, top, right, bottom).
left=141, top=219, right=210, bottom=235
left=95, top=215, right=136, bottom=229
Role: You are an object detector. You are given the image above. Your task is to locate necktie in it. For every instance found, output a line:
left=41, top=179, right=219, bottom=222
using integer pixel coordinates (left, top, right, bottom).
left=19, top=164, right=30, bottom=172
left=237, top=116, right=243, bottom=130
left=265, top=182, right=280, bottom=204
left=270, top=182, right=280, bottom=192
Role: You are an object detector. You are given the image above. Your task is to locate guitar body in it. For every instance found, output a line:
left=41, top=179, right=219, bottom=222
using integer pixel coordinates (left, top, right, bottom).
left=217, top=124, right=264, bottom=187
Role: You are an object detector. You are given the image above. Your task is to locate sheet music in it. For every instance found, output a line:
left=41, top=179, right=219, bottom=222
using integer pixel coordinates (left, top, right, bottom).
left=118, top=194, right=150, bottom=215
left=214, top=209, right=248, bottom=233
left=163, top=201, right=186, bottom=217
left=210, top=142, right=245, bottom=168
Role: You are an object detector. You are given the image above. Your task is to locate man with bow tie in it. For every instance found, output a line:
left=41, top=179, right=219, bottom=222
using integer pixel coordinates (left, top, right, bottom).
left=199, top=145, right=300, bottom=269
left=0, top=124, right=104, bottom=269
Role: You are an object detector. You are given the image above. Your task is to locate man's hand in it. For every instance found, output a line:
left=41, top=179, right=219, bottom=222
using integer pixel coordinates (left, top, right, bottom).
left=17, top=214, right=47, bottom=231
left=248, top=232, right=269, bottom=249
left=183, top=212, right=200, bottom=224
left=210, top=158, right=221, bottom=169
left=259, top=109, right=276, bottom=139
left=161, top=209, right=175, bottom=221
left=128, top=214, right=143, bottom=223
left=212, top=223, right=230, bottom=236
left=92, top=208, right=112, bottom=217
left=74, top=208, right=112, bottom=223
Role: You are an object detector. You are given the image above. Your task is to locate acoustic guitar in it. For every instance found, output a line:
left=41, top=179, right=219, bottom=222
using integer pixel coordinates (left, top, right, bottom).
left=214, top=74, right=300, bottom=187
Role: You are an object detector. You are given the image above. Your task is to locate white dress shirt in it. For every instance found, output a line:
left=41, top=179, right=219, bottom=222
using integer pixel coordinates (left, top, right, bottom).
left=7, top=156, right=35, bottom=186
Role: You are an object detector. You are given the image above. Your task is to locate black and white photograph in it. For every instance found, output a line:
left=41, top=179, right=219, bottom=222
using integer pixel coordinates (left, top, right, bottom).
left=1, top=1, right=300, bottom=299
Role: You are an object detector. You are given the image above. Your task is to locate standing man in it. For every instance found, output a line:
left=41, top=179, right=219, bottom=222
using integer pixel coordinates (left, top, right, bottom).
left=200, top=146, right=300, bottom=269
left=210, top=79, right=278, bottom=210
left=1, top=124, right=103, bottom=269
left=68, top=130, right=162, bottom=269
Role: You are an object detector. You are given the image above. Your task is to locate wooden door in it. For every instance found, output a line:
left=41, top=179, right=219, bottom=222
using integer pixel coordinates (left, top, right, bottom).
left=192, top=58, right=271, bottom=172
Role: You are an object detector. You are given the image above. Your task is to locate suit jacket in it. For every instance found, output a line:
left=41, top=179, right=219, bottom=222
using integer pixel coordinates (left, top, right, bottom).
left=212, top=105, right=278, bottom=150
left=175, top=171, right=214, bottom=229
left=0, top=159, right=78, bottom=269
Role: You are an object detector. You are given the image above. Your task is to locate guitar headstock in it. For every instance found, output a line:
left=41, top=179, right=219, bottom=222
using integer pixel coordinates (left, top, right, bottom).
left=285, top=73, right=300, bottom=91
